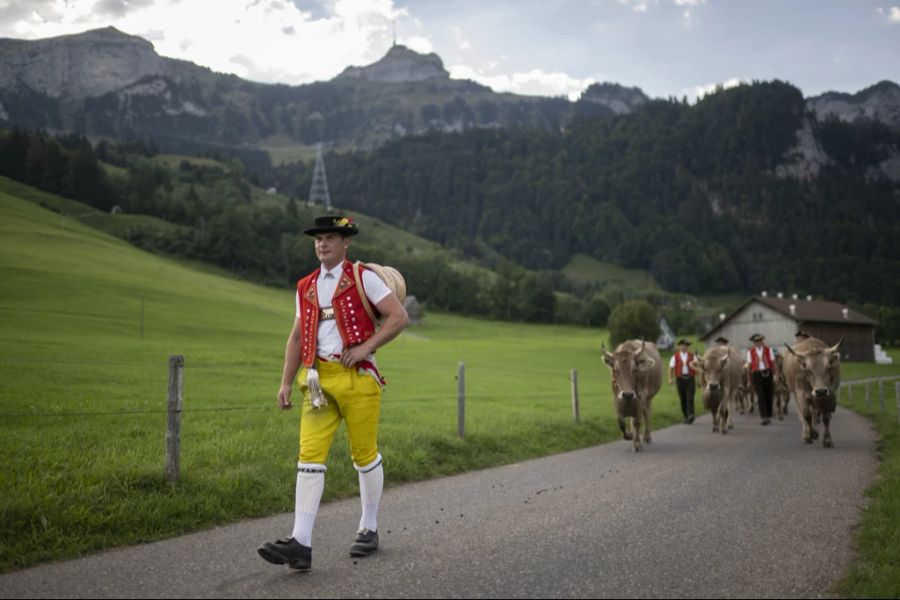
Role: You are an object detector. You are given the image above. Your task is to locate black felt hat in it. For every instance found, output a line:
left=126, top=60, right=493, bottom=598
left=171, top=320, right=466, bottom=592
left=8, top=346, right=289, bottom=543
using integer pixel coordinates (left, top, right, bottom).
left=676, top=339, right=691, bottom=346
left=303, top=215, right=359, bottom=237
left=715, top=336, right=729, bottom=344
left=795, top=329, right=811, bottom=338
left=749, top=333, right=765, bottom=342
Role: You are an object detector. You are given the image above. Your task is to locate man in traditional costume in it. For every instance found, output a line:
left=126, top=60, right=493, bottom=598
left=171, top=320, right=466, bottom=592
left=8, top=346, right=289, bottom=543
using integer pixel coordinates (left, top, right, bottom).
left=668, top=339, right=697, bottom=424
left=258, top=215, right=409, bottom=571
left=746, top=333, right=779, bottom=426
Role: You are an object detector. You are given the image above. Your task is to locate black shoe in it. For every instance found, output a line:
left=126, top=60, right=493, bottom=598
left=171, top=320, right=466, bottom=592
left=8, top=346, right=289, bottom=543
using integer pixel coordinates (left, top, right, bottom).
left=761, top=419, right=771, bottom=426
left=258, top=538, right=312, bottom=570
left=349, top=529, right=379, bottom=557
left=687, top=415, right=695, bottom=425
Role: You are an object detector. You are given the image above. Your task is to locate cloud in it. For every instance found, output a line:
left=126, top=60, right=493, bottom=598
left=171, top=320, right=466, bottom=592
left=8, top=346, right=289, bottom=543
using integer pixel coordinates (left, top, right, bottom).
left=875, top=5, right=900, bottom=22
left=682, top=77, right=744, bottom=101
left=94, top=0, right=155, bottom=18
left=450, top=25, right=471, bottom=51
left=0, top=0, right=425, bottom=84
left=402, top=35, right=433, bottom=54
left=615, top=0, right=704, bottom=19
left=616, top=0, right=654, bottom=12
left=450, top=64, right=595, bottom=101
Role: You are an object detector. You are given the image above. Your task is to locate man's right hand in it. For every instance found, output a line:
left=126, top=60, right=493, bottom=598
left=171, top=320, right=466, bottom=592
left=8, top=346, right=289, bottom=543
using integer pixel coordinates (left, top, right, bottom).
left=278, top=385, right=293, bottom=410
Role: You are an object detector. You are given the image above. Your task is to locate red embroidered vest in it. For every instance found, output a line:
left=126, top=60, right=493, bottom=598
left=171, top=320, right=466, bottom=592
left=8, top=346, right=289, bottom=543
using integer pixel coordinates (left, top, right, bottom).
left=750, top=346, right=774, bottom=372
left=674, top=352, right=696, bottom=377
left=297, top=260, right=378, bottom=367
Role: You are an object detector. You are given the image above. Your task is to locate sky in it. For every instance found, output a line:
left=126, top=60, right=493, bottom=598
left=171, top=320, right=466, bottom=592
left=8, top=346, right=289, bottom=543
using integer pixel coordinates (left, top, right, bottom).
left=0, top=0, right=897, bottom=101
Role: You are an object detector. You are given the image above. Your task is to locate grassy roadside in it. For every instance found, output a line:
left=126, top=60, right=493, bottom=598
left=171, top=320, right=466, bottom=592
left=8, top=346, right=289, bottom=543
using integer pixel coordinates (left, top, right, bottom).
left=835, top=372, right=900, bottom=598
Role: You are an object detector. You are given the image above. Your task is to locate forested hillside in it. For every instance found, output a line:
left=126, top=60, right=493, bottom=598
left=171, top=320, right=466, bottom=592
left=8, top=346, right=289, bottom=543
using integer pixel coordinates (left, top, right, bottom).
left=264, top=81, right=900, bottom=306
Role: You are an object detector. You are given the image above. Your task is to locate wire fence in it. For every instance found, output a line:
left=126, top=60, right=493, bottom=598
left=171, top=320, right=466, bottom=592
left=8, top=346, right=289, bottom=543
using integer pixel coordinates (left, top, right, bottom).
left=4, top=359, right=897, bottom=423
left=0, top=355, right=592, bottom=420
left=841, top=375, right=900, bottom=423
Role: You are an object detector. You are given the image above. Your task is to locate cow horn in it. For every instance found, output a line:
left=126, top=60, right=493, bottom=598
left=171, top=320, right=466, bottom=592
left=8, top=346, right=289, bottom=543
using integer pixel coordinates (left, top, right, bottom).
left=827, top=337, right=843, bottom=355
left=602, top=346, right=615, bottom=364
left=635, top=339, right=645, bottom=357
left=784, top=343, right=802, bottom=357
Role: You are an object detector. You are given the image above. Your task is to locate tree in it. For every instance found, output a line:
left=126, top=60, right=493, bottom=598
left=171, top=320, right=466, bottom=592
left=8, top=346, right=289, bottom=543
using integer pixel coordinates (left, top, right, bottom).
left=64, top=138, right=116, bottom=210
left=584, top=295, right=611, bottom=327
left=608, top=299, right=659, bottom=347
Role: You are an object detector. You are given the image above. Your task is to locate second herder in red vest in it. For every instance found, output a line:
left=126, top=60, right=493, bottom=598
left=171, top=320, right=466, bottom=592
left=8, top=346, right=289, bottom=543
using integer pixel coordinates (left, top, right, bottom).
left=667, top=338, right=698, bottom=424
left=746, top=333, right=779, bottom=426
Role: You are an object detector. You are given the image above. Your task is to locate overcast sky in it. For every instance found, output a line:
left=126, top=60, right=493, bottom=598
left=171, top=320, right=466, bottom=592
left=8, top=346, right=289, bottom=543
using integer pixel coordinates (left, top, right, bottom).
left=0, top=0, right=897, bottom=100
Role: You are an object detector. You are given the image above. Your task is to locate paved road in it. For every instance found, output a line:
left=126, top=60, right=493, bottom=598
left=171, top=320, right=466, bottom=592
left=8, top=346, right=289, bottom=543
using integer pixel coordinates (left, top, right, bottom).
left=1, top=407, right=878, bottom=599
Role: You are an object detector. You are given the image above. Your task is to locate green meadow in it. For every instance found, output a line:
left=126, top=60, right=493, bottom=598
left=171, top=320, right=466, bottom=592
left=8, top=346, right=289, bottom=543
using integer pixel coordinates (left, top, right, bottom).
left=2, top=185, right=899, bottom=584
left=562, top=253, right=664, bottom=296
left=0, top=189, right=678, bottom=571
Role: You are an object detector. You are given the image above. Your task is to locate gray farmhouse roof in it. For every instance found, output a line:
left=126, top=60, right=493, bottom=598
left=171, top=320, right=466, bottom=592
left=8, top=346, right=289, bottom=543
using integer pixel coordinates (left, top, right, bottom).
left=703, top=295, right=878, bottom=340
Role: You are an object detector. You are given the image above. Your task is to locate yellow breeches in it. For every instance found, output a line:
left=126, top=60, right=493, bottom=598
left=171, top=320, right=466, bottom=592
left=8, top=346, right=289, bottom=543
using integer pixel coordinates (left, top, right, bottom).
left=297, top=360, right=382, bottom=466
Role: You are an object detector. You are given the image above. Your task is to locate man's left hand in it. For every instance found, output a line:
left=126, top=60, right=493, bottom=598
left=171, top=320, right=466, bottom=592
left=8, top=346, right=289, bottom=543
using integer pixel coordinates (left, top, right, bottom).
left=341, top=344, right=371, bottom=368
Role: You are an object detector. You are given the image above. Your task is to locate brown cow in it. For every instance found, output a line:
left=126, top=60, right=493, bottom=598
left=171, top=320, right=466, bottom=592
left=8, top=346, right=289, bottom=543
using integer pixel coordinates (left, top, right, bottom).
left=603, top=340, right=663, bottom=452
left=782, top=337, right=842, bottom=448
left=692, top=345, right=743, bottom=434
left=735, top=377, right=756, bottom=415
left=773, top=354, right=791, bottom=420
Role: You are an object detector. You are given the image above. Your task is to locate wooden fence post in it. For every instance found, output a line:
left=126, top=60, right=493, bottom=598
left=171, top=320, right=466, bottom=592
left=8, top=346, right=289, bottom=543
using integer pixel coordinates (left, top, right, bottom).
left=895, top=382, right=900, bottom=425
left=865, top=382, right=871, bottom=411
left=879, top=379, right=886, bottom=414
left=457, top=362, right=465, bottom=439
left=847, top=383, right=852, bottom=405
left=166, top=355, right=184, bottom=484
left=571, top=369, right=580, bottom=424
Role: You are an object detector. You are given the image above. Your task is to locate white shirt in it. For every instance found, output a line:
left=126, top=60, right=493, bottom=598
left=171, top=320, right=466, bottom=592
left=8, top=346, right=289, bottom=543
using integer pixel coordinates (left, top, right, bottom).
left=295, top=262, right=391, bottom=358
left=668, top=352, right=691, bottom=376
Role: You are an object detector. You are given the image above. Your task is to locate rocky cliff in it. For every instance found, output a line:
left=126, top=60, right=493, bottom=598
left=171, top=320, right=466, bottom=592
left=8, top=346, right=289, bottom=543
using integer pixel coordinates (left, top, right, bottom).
left=0, top=27, right=165, bottom=99
left=577, top=82, right=649, bottom=115
left=807, top=80, right=900, bottom=130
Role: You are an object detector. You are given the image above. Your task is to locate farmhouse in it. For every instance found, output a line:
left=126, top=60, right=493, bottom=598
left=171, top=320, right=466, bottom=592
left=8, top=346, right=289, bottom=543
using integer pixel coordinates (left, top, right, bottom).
left=701, top=293, right=879, bottom=362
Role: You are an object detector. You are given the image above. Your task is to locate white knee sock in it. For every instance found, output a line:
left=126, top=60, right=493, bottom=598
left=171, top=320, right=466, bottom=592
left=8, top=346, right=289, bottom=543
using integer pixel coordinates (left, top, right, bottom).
left=291, top=462, right=326, bottom=547
left=355, top=454, right=383, bottom=532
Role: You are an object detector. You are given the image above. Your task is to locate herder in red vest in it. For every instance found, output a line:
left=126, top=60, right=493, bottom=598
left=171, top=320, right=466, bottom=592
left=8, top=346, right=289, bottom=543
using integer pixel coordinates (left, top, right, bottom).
left=258, top=215, right=409, bottom=571
left=667, top=339, right=697, bottom=424
left=745, top=333, right=779, bottom=426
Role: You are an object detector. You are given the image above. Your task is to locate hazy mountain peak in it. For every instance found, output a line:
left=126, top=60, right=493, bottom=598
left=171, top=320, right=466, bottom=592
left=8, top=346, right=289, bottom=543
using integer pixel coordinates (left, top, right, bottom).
left=335, top=43, right=449, bottom=83
left=807, top=79, right=900, bottom=129
left=0, top=26, right=164, bottom=99
left=578, top=82, right=649, bottom=114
